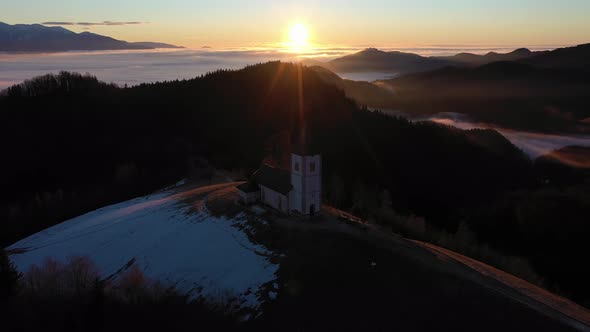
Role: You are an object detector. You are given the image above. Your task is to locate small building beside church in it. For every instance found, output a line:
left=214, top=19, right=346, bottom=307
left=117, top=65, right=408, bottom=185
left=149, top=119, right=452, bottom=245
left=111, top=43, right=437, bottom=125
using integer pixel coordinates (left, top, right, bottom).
left=237, top=142, right=322, bottom=216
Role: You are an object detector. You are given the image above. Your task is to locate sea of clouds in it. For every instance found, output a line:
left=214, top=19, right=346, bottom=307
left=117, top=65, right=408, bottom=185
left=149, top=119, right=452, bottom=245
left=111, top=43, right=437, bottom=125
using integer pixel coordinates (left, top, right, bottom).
left=0, top=45, right=559, bottom=90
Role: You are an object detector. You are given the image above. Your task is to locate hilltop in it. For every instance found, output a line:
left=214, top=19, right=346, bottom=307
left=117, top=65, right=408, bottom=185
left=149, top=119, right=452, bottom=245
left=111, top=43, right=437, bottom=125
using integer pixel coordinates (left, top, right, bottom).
left=6, top=181, right=587, bottom=331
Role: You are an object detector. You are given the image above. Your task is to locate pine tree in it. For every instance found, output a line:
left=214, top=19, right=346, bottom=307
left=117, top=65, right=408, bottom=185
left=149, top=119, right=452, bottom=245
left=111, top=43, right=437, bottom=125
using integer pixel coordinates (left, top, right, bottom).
left=0, top=249, right=20, bottom=299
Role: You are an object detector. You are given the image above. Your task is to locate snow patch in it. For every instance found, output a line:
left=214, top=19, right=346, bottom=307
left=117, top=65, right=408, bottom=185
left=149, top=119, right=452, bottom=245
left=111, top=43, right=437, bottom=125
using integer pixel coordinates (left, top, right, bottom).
left=7, top=187, right=278, bottom=309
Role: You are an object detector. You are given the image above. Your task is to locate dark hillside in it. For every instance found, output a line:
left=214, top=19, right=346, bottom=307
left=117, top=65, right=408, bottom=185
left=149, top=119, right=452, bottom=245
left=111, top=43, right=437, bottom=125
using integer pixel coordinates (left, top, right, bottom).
left=381, top=62, right=590, bottom=133
left=522, top=43, right=590, bottom=70
left=247, top=227, right=575, bottom=332
left=309, top=65, right=397, bottom=109
left=2, top=62, right=589, bottom=306
left=0, top=63, right=529, bottom=246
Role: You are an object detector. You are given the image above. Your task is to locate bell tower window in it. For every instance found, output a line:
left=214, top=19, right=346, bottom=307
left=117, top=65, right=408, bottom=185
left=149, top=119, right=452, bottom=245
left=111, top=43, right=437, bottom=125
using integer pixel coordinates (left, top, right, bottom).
left=294, top=162, right=300, bottom=172
left=310, top=162, right=316, bottom=173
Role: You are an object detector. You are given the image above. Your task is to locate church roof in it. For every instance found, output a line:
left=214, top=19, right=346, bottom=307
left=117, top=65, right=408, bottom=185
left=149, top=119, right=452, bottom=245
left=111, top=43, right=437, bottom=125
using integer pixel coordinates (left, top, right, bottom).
left=252, top=164, right=292, bottom=195
left=236, top=181, right=260, bottom=193
left=291, top=141, right=319, bottom=156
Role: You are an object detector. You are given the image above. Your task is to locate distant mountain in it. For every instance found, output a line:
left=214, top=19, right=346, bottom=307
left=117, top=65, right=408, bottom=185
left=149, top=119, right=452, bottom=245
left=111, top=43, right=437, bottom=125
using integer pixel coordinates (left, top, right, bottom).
left=380, top=61, right=590, bottom=133
left=436, top=48, right=540, bottom=65
left=384, top=61, right=589, bottom=98
left=522, top=43, right=590, bottom=70
left=308, top=47, right=545, bottom=75
left=323, top=48, right=451, bottom=74
left=130, top=41, right=183, bottom=49
left=298, top=44, right=590, bottom=137
left=0, top=22, right=182, bottom=52
left=306, top=59, right=590, bottom=133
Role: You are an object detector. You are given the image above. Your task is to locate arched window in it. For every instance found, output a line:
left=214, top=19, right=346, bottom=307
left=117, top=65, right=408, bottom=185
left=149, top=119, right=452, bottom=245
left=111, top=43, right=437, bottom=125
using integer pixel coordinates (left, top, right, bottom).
left=310, top=162, right=316, bottom=172
left=294, top=162, right=300, bottom=172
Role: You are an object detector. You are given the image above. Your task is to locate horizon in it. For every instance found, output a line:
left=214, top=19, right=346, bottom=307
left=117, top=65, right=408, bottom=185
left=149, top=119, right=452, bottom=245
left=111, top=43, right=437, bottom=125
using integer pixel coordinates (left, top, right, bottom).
left=3, top=0, right=590, bottom=49
left=0, top=43, right=566, bottom=91
left=0, top=20, right=574, bottom=56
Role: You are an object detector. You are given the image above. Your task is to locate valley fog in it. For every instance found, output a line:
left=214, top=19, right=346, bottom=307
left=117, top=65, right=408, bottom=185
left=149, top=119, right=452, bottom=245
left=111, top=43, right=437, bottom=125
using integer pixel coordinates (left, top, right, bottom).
left=381, top=110, right=590, bottom=159
left=0, top=46, right=556, bottom=90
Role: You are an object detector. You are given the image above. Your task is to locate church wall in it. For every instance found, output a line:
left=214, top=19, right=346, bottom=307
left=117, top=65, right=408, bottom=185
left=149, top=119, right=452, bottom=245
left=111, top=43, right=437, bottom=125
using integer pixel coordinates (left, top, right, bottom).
left=303, top=155, right=322, bottom=214
left=238, top=190, right=259, bottom=205
left=260, top=185, right=289, bottom=214
left=289, top=190, right=301, bottom=214
left=290, top=154, right=304, bottom=212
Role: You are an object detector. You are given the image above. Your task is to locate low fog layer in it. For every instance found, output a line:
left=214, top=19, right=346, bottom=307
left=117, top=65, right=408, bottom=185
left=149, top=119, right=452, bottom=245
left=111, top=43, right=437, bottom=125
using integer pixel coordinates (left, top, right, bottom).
left=416, top=112, right=590, bottom=159
left=0, top=46, right=556, bottom=89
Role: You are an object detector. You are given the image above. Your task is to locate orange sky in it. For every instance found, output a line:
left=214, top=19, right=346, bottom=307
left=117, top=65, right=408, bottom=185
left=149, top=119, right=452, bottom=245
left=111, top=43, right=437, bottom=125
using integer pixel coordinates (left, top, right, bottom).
left=4, top=0, right=590, bottom=48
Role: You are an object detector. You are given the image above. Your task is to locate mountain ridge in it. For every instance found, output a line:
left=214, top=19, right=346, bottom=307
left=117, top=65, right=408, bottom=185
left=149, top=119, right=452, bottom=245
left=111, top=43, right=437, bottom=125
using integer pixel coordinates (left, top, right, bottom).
left=320, top=47, right=451, bottom=74
left=306, top=44, right=589, bottom=76
left=0, top=22, right=183, bottom=52
left=522, top=43, right=590, bottom=70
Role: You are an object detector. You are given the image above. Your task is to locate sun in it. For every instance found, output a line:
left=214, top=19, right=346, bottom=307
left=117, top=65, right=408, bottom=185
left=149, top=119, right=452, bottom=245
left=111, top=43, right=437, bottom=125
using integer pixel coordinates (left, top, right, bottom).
left=288, top=23, right=309, bottom=49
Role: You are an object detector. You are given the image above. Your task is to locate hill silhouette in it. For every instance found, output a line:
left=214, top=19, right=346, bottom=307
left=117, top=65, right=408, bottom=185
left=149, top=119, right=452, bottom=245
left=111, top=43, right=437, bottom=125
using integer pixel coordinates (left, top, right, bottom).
left=0, top=22, right=182, bottom=52
left=310, top=44, right=590, bottom=77
left=437, top=48, right=540, bottom=65
left=379, top=61, right=590, bottom=133
left=1, top=62, right=590, bottom=307
left=522, top=43, right=590, bottom=70
left=309, top=47, right=544, bottom=75
left=322, top=47, right=450, bottom=74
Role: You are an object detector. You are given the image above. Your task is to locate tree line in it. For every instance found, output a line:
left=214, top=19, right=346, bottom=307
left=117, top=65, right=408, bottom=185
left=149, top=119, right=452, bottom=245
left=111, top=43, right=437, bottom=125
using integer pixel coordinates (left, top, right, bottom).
left=1, top=63, right=589, bottom=307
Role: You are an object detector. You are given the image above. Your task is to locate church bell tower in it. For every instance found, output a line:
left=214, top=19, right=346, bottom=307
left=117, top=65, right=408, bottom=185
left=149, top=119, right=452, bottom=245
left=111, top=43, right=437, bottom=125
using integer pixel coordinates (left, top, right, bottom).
left=290, top=130, right=321, bottom=215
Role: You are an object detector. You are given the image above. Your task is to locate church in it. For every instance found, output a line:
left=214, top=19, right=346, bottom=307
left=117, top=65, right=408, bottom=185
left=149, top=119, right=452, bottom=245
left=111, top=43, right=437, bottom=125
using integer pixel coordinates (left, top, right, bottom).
left=237, top=139, right=322, bottom=216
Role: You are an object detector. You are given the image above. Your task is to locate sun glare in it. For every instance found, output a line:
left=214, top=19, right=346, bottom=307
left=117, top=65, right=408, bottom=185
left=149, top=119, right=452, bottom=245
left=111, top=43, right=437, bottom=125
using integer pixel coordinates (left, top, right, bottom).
left=288, top=23, right=309, bottom=50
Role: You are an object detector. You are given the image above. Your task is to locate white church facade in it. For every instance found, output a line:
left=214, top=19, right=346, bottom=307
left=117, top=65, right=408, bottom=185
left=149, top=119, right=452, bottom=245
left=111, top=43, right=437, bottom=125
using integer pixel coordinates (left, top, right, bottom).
left=237, top=147, right=322, bottom=216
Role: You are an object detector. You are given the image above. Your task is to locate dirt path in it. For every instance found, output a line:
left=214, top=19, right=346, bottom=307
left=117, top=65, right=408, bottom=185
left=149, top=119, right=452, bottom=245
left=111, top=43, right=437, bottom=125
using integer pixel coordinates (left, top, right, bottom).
left=271, top=203, right=590, bottom=331
left=413, top=240, right=590, bottom=332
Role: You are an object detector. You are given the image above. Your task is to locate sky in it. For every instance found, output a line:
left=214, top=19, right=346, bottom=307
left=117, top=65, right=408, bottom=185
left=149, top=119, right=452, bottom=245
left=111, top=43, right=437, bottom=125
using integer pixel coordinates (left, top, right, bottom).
left=2, top=0, right=590, bottom=48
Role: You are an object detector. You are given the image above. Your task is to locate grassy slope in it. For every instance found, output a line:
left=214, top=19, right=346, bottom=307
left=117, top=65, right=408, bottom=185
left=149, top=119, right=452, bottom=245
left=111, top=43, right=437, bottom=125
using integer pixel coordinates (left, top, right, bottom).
left=248, top=217, right=576, bottom=332
left=211, top=188, right=577, bottom=332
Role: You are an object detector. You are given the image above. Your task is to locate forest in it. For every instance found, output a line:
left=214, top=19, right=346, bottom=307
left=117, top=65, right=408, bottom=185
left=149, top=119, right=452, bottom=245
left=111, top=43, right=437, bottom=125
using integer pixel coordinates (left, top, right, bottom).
left=1, top=62, right=589, bottom=307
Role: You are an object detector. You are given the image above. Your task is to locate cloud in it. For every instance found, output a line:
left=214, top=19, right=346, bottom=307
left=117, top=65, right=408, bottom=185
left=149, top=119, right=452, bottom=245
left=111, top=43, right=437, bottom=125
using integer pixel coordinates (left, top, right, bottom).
left=42, top=21, right=147, bottom=26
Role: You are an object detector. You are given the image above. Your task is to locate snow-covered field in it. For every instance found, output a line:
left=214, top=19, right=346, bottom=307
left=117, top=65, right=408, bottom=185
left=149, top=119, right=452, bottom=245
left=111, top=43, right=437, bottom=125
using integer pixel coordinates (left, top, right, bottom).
left=7, top=182, right=278, bottom=309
